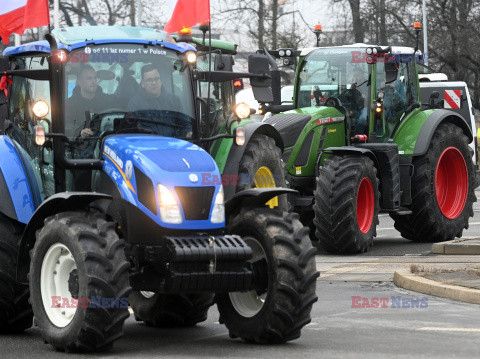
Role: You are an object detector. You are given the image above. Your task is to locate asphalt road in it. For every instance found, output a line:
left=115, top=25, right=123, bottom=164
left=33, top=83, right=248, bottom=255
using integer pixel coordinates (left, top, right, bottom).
left=1, top=191, right=480, bottom=358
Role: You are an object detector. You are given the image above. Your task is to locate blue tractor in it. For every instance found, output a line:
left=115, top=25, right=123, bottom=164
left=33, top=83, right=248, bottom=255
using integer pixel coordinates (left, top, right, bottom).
left=0, top=26, right=318, bottom=352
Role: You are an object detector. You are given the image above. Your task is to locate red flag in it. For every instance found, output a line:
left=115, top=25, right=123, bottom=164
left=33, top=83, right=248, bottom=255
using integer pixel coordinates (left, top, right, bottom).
left=164, top=0, right=210, bottom=34
left=0, top=0, right=50, bottom=44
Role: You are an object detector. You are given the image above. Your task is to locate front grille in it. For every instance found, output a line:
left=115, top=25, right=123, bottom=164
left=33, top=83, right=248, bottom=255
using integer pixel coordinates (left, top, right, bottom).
left=175, top=186, right=215, bottom=220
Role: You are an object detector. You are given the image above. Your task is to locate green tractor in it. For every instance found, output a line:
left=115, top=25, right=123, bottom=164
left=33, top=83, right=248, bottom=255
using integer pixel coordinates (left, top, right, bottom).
left=173, top=33, right=289, bottom=210
left=249, top=41, right=478, bottom=253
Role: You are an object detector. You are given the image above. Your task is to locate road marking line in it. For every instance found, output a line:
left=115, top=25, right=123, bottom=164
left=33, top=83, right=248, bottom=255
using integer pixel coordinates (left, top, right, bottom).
left=418, top=327, right=480, bottom=332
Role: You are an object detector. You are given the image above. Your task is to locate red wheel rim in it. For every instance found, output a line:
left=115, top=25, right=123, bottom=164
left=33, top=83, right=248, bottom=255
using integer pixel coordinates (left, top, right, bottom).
left=356, top=177, right=374, bottom=233
left=435, top=147, right=468, bottom=219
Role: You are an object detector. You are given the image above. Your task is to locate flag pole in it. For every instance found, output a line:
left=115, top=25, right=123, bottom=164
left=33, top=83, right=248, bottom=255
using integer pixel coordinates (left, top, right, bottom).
left=54, top=0, right=60, bottom=29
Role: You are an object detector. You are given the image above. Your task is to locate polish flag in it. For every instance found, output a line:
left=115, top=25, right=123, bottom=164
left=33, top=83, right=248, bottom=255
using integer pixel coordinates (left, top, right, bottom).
left=0, top=0, right=50, bottom=44
left=164, top=0, right=210, bottom=34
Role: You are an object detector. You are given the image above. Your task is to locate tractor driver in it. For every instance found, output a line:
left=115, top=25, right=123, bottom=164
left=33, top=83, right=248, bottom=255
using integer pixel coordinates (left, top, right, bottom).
left=127, top=64, right=191, bottom=138
left=350, top=69, right=369, bottom=134
left=66, top=64, right=115, bottom=139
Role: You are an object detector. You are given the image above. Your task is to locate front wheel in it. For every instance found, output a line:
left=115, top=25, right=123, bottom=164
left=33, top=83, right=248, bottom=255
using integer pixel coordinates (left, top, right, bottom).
left=313, top=155, right=380, bottom=253
left=216, top=208, right=318, bottom=343
left=390, top=123, right=475, bottom=242
left=237, top=134, right=288, bottom=210
left=29, top=211, right=131, bottom=352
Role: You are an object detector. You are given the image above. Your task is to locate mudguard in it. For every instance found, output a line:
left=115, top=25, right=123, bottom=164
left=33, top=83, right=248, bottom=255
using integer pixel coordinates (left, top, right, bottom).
left=16, top=192, right=112, bottom=283
left=0, top=136, right=36, bottom=223
left=320, top=146, right=377, bottom=166
left=413, top=109, right=473, bottom=156
left=225, top=187, right=297, bottom=217
left=223, top=122, right=284, bottom=200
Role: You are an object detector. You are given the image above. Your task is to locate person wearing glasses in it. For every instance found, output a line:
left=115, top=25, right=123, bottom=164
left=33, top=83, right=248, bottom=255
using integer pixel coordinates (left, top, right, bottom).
left=127, top=64, right=190, bottom=137
left=127, top=64, right=181, bottom=112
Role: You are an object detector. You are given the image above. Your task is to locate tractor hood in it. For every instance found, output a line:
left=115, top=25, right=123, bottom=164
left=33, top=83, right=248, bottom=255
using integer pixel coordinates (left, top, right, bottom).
left=101, top=135, right=223, bottom=230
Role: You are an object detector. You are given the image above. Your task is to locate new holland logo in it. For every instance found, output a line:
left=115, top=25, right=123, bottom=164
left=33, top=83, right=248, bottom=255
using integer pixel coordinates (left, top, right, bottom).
left=125, top=160, right=133, bottom=181
left=189, top=174, right=198, bottom=183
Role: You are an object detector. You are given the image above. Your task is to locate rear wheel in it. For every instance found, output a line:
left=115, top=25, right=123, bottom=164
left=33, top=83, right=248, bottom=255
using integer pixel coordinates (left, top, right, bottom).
left=217, top=208, right=318, bottom=343
left=0, top=213, right=33, bottom=333
left=391, top=123, right=475, bottom=242
left=313, top=155, right=380, bottom=253
left=29, top=211, right=131, bottom=352
left=129, top=292, right=214, bottom=327
left=237, top=134, right=288, bottom=209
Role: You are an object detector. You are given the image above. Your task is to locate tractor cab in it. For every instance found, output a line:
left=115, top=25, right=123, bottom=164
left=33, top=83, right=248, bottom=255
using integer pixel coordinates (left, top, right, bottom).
left=2, top=27, right=201, bottom=200
left=294, top=45, right=421, bottom=144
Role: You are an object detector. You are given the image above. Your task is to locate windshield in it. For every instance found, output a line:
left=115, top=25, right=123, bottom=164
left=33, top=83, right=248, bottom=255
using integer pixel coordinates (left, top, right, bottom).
left=64, top=44, right=195, bottom=142
left=297, top=48, right=369, bottom=129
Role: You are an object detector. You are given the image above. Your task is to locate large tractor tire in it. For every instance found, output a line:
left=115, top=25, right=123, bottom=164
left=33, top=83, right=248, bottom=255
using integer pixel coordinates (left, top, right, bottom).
left=129, top=292, right=214, bottom=327
left=0, top=213, right=33, bottom=333
left=217, top=208, right=318, bottom=343
left=390, top=123, right=475, bottom=242
left=237, top=134, right=288, bottom=210
left=29, top=211, right=131, bottom=352
left=313, top=155, right=380, bottom=253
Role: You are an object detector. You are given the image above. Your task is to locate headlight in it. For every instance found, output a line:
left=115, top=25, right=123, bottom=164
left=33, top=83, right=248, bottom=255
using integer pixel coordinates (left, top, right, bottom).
left=32, top=100, right=49, bottom=118
left=235, top=103, right=251, bottom=119
left=211, top=186, right=225, bottom=223
left=158, top=184, right=183, bottom=223
left=186, top=51, right=197, bottom=64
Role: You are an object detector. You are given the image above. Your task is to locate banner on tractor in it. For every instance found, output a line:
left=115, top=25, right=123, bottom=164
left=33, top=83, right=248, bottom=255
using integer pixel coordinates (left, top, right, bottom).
left=0, top=0, right=50, bottom=44
left=164, top=0, right=210, bottom=33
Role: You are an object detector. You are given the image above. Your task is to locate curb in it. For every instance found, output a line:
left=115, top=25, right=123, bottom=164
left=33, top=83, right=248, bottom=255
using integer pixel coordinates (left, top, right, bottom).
left=393, top=270, right=480, bottom=305
left=431, top=238, right=480, bottom=255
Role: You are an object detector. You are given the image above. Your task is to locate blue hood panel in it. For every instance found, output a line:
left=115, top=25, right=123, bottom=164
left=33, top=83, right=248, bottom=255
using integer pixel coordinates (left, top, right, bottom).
left=101, top=135, right=223, bottom=231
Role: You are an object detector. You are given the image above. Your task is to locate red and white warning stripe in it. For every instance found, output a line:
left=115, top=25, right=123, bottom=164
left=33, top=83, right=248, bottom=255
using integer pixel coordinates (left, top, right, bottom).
left=444, top=90, right=462, bottom=109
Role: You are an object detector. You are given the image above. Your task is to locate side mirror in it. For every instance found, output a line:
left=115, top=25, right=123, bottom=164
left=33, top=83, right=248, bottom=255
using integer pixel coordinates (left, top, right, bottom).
left=384, top=62, right=398, bottom=84
left=429, top=91, right=440, bottom=108
left=214, top=54, right=234, bottom=72
left=248, top=54, right=273, bottom=103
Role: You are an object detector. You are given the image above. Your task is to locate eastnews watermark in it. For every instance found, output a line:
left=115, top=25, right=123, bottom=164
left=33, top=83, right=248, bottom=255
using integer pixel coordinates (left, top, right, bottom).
left=351, top=51, right=428, bottom=64
left=351, top=296, right=429, bottom=309
left=51, top=296, right=129, bottom=309
left=201, top=173, right=283, bottom=186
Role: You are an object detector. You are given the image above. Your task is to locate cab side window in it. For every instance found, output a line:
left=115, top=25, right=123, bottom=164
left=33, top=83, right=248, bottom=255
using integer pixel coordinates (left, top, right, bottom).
left=7, top=56, right=54, bottom=199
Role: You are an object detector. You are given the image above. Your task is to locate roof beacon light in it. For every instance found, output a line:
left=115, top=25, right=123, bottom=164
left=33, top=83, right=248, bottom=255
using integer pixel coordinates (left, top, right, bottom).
left=179, top=27, right=192, bottom=35
left=314, top=24, right=322, bottom=47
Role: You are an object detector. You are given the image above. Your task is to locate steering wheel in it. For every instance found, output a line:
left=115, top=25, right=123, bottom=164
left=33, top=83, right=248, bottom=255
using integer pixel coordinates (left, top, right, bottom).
left=324, top=97, right=348, bottom=116
left=90, top=108, right=128, bottom=136
left=339, top=88, right=364, bottom=111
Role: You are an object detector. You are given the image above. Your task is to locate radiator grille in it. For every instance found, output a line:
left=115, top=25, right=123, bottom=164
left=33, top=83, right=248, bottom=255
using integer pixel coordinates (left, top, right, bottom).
left=175, top=186, right=215, bottom=220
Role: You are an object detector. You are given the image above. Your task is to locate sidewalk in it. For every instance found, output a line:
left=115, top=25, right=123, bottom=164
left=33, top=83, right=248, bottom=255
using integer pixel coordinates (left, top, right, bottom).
left=432, top=237, right=480, bottom=255
left=394, top=267, right=480, bottom=305
left=393, top=239, right=480, bottom=304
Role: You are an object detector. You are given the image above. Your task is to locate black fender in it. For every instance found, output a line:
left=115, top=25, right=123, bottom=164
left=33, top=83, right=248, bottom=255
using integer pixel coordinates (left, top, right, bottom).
left=222, top=121, right=284, bottom=201
left=414, top=109, right=473, bottom=156
left=16, top=192, right=111, bottom=283
left=225, top=187, right=297, bottom=217
left=319, top=146, right=378, bottom=170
